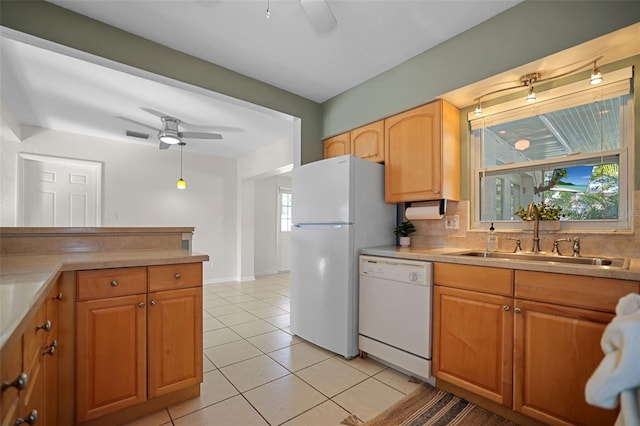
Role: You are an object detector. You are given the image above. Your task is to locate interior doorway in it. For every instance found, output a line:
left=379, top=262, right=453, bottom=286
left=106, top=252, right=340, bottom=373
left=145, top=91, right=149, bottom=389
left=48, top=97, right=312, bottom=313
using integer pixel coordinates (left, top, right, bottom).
left=18, top=153, right=102, bottom=226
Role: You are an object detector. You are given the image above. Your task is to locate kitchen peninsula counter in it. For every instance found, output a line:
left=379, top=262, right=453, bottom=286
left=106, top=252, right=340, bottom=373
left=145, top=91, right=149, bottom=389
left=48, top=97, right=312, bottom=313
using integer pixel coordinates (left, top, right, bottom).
left=0, top=227, right=209, bottom=349
left=361, top=246, right=640, bottom=281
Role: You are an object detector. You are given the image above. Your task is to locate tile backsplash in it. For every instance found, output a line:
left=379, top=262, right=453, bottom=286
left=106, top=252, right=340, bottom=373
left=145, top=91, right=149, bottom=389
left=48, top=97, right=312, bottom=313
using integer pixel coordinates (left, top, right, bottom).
left=407, top=191, right=640, bottom=258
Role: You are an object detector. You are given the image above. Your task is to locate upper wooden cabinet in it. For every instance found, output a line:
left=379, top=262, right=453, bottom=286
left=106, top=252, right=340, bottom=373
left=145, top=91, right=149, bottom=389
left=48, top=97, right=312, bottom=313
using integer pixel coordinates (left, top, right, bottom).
left=350, top=121, right=384, bottom=163
left=323, top=132, right=350, bottom=159
left=384, top=100, right=460, bottom=203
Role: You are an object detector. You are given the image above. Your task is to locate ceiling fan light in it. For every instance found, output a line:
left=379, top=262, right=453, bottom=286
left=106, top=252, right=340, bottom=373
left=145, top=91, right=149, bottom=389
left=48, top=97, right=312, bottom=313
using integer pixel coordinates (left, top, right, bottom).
left=177, top=178, right=186, bottom=190
left=159, top=133, right=181, bottom=144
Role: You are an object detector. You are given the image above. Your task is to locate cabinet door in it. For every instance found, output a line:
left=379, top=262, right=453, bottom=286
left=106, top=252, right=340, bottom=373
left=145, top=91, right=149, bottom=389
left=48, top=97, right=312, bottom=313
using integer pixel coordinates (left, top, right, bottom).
left=323, top=132, right=351, bottom=158
left=76, top=294, right=147, bottom=422
left=148, top=288, right=203, bottom=398
left=43, top=284, right=62, bottom=426
left=385, top=102, right=442, bottom=203
left=351, top=121, right=384, bottom=163
left=433, top=285, right=513, bottom=406
left=514, top=299, right=617, bottom=426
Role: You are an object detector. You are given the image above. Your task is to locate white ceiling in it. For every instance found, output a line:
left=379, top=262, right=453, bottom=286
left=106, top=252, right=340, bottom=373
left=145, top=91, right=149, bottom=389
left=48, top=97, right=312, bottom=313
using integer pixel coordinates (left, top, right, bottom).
left=1, top=1, right=524, bottom=157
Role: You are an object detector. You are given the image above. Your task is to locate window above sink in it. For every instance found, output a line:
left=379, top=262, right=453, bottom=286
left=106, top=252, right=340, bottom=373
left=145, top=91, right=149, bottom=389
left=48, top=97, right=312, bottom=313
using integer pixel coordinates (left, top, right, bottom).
left=470, top=67, right=633, bottom=232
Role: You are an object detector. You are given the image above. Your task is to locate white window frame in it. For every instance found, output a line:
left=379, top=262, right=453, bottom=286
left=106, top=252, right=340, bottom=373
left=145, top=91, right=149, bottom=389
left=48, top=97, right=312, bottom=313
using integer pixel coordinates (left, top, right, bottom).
left=278, top=185, right=292, bottom=233
left=470, top=67, right=634, bottom=233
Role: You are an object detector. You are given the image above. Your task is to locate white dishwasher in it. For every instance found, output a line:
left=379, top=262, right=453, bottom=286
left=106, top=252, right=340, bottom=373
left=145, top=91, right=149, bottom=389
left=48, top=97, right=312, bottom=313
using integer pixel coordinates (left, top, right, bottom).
left=359, top=255, right=433, bottom=380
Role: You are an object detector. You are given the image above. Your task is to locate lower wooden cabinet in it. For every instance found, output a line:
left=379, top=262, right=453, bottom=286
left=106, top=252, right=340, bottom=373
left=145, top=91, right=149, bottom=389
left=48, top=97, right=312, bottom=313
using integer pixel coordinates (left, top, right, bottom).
left=433, top=263, right=636, bottom=426
left=433, top=285, right=513, bottom=407
left=148, top=288, right=202, bottom=398
left=1, top=281, right=61, bottom=426
left=513, top=299, right=617, bottom=425
left=76, top=294, right=147, bottom=422
left=76, top=263, right=203, bottom=423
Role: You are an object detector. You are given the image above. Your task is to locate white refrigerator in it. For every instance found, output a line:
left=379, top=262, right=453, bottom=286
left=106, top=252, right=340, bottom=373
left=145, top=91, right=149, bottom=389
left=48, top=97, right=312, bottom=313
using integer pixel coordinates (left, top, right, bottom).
left=290, top=155, right=396, bottom=358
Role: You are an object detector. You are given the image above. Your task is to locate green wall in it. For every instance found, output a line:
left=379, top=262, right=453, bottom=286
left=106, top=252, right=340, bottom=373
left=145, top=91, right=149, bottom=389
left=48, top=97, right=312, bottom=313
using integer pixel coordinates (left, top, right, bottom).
left=0, top=0, right=323, bottom=164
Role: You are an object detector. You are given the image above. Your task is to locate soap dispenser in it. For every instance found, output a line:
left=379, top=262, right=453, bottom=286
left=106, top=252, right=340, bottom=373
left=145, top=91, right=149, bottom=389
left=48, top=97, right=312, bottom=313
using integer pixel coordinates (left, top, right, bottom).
left=487, top=222, right=498, bottom=252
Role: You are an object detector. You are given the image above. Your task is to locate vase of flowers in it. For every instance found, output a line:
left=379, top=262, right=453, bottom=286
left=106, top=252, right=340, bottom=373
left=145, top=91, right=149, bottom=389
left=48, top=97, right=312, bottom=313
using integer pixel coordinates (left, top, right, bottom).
left=513, top=202, right=568, bottom=230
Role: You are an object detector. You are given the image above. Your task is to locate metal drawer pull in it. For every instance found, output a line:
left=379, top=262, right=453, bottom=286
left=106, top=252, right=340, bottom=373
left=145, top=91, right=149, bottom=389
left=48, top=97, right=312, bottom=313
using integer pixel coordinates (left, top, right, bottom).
left=503, top=305, right=510, bottom=311
left=111, top=280, right=118, bottom=287
left=15, top=409, right=38, bottom=425
left=43, top=341, right=57, bottom=356
left=150, top=300, right=157, bottom=306
left=138, top=302, right=145, bottom=308
left=52, top=292, right=63, bottom=301
left=36, top=320, right=52, bottom=332
left=514, top=307, right=523, bottom=314
left=1, top=372, right=28, bottom=392
left=175, top=273, right=181, bottom=279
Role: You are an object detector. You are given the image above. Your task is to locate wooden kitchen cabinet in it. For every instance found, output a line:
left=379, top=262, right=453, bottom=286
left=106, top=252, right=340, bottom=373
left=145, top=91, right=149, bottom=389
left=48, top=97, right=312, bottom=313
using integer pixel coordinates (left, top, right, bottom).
left=513, top=299, right=616, bottom=426
left=148, top=287, right=202, bottom=398
left=384, top=99, right=460, bottom=203
left=433, top=263, right=637, bottom=426
left=351, top=120, right=384, bottom=163
left=1, top=281, right=62, bottom=426
left=323, top=132, right=350, bottom=159
left=76, top=293, right=147, bottom=422
left=433, top=264, right=514, bottom=406
left=76, top=263, right=203, bottom=423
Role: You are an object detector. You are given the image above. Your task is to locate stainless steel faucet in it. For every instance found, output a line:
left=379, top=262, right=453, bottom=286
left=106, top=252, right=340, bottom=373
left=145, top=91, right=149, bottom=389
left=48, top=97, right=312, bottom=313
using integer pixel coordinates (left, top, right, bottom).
left=525, top=201, right=541, bottom=253
left=572, top=237, right=581, bottom=257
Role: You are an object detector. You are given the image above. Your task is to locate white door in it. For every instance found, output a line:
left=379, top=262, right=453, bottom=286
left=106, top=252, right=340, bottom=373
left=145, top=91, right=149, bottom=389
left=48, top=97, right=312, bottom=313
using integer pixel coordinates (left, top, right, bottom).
left=19, top=153, right=102, bottom=227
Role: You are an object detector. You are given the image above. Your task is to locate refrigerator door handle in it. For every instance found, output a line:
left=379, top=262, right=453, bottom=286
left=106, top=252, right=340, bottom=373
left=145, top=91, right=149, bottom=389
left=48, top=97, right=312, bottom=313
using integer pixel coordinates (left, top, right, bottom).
left=294, top=223, right=352, bottom=228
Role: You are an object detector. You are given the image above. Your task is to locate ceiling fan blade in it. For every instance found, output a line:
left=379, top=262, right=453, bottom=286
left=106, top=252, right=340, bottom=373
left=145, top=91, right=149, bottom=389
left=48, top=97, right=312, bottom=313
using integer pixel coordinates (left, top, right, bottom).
left=116, top=116, right=159, bottom=132
left=141, top=107, right=170, bottom=119
left=179, top=132, right=223, bottom=140
left=300, top=0, right=337, bottom=34
left=159, top=141, right=172, bottom=150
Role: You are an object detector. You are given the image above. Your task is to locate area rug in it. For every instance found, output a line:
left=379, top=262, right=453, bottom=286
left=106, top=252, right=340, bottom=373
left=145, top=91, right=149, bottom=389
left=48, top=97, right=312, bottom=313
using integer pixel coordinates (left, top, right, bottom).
left=341, top=383, right=517, bottom=426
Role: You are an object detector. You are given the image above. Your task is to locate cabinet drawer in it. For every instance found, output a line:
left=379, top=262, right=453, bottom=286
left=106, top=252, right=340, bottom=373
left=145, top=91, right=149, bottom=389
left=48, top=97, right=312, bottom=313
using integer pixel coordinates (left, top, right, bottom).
left=22, top=302, right=49, bottom=374
left=77, top=267, right=147, bottom=301
left=148, top=263, right=202, bottom=291
left=434, top=263, right=513, bottom=296
left=515, top=270, right=640, bottom=313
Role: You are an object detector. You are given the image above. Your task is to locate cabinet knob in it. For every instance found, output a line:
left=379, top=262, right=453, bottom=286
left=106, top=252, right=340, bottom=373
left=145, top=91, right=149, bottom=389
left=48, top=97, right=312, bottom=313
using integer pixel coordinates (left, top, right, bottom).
left=503, top=305, right=510, bottom=311
left=150, top=300, right=157, bottom=306
left=111, top=280, right=118, bottom=287
left=175, top=273, right=181, bottom=280
left=434, top=190, right=440, bottom=194
left=514, top=307, right=523, bottom=314
left=15, top=409, right=38, bottom=425
left=1, top=372, right=28, bottom=392
left=138, top=302, right=145, bottom=308
left=52, top=292, right=63, bottom=301
left=43, top=340, right=57, bottom=357
left=36, top=320, right=52, bottom=332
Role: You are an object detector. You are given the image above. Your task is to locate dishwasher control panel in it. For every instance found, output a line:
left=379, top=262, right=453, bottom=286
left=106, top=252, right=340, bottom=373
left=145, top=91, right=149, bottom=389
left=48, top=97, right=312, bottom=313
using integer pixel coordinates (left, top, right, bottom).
left=360, top=256, right=431, bottom=286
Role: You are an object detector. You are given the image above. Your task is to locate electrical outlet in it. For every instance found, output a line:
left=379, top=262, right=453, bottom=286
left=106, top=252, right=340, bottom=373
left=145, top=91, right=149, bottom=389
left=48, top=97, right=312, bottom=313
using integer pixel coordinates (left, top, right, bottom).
left=445, top=215, right=459, bottom=230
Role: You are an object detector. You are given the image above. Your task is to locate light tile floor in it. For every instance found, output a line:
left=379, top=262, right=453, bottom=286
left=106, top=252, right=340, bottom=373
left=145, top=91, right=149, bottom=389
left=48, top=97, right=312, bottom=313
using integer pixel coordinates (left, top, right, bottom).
left=123, top=273, right=420, bottom=426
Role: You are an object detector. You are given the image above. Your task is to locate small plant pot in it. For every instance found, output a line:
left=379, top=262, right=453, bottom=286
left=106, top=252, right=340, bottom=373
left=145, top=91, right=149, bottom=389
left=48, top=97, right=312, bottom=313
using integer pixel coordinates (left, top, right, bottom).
left=399, top=236, right=411, bottom=247
left=521, top=221, right=561, bottom=231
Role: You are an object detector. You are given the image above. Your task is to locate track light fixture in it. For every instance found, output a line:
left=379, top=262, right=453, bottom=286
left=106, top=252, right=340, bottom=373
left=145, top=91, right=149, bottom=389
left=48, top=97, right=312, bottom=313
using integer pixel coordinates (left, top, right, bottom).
left=590, top=60, right=603, bottom=85
left=472, top=56, right=604, bottom=116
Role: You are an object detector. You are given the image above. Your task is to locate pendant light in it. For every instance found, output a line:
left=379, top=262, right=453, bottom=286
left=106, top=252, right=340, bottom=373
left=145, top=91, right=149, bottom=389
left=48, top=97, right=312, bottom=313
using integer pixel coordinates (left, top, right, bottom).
left=177, top=142, right=186, bottom=190
left=590, top=60, right=603, bottom=85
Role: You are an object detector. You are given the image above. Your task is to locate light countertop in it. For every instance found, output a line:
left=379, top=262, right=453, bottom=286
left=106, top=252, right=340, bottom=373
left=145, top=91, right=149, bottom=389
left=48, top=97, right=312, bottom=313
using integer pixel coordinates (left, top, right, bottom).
left=361, top=246, right=640, bottom=281
left=0, top=249, right=209, bottom=349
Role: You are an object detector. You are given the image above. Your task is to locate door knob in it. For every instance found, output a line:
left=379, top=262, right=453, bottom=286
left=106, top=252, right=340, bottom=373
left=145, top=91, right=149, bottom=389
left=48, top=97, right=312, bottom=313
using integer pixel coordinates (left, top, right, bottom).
left=514, top=307, right=523, bottom=314
left=15, top=410, right=38, bottom=425
left=52, top=292, right=63, bottom=301
left=1, top=372, right=28, bottom=391
left=36, top=320, right=52, bottom=332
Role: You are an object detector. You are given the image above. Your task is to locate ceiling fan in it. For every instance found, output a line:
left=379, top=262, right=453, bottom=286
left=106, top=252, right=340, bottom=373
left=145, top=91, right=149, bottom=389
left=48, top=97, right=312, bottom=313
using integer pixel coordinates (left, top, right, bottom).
left=119, top=110, right=226, bottom=149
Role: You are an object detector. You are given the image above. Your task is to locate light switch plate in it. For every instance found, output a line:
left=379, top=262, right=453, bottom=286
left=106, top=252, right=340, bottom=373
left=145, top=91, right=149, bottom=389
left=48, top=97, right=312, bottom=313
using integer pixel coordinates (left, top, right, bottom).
left=445, top=215, right=459, bottom=230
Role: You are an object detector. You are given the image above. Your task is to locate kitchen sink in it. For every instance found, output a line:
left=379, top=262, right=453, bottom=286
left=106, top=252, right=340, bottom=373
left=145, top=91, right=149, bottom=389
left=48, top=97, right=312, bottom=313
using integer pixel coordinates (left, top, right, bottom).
left=448, top=250, right=630, bottom=269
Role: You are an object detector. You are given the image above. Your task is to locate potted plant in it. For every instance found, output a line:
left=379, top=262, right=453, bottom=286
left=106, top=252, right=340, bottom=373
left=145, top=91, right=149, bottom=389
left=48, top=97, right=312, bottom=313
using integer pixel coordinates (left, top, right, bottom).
left=394, top=220, right=416, bottom=247
left=513, top=201, right=568, bottom=230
